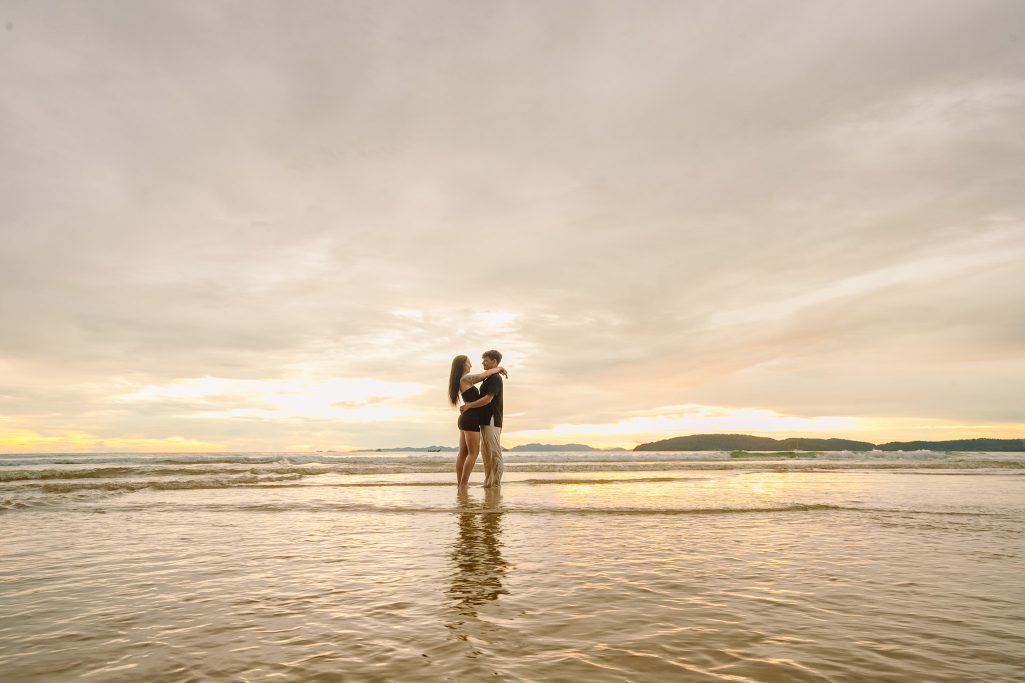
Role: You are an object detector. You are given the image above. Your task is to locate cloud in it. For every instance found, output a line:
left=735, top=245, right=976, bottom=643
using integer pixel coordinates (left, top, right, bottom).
left=1, top=2, right=1023, bottom=449
left=505, top=403, right=860, bottom=446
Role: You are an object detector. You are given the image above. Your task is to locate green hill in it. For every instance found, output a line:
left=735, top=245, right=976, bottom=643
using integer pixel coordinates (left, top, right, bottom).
left=634, top=434, right=873, bottom=451
left=878, top=438, right=1025, bottom=452
left=508, top=443, right=597, bottom=452
left=633, top=434, right=1024, bottom=452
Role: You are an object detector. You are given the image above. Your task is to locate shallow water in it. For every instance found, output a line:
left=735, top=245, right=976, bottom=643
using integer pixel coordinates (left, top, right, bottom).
left=2, top=451, right=1023, bottom=681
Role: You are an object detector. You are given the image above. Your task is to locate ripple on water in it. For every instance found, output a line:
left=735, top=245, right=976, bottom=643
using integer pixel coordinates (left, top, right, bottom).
left=1, top=469, right=1023, bottom=681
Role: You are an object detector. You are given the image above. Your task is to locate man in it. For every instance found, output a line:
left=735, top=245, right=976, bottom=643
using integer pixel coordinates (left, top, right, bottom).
left=460, top=349, right=504, bottom=487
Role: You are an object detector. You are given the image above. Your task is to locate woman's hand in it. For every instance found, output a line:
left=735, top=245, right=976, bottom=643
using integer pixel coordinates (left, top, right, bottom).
left=499, top=366, right=509, bottom=378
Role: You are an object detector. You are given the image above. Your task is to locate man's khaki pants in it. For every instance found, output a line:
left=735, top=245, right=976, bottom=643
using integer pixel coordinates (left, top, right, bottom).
left=481, top=425, right=503, bottom=487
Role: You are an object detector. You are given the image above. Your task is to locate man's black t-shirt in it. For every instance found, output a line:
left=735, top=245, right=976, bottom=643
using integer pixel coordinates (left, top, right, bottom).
left=479, top=374, right=504, bottom=429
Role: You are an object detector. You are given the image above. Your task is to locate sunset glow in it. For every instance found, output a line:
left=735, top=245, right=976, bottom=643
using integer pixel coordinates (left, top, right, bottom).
left=1, top=3, right=1022, bottom=452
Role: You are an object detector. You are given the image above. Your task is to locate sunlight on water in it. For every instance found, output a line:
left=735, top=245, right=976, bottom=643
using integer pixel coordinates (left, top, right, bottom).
left=1, top=451, right=1023, bottom=681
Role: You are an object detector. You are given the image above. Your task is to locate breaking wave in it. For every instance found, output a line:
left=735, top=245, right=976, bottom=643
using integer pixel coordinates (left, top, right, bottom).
left=2, top=450, right=1022, bottom=514
left=4, top=449, right=1023, bottom=469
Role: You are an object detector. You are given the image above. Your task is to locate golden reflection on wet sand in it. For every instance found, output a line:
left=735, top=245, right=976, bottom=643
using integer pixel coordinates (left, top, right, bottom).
left=446, top=487, right=508, bottom=638
left=2, top=456, right=1024, bottom=682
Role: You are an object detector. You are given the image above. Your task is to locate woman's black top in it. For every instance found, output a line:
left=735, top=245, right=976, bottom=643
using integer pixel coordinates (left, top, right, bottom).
left=457, top=386, right=485, bottom=431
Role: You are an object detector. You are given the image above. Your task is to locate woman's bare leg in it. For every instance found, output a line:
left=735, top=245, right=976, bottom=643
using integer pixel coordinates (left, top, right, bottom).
left=455, top=431, right=469, bottom=484
left=459, top=430, right=481, bottom=486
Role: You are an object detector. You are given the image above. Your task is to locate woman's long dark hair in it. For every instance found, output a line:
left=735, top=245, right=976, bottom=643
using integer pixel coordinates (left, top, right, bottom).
left=448, top=355, right=468, bottom=406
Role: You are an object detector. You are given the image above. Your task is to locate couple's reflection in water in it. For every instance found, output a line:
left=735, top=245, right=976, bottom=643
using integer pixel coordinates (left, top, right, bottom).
left=446, top=486, right=508, bottom=634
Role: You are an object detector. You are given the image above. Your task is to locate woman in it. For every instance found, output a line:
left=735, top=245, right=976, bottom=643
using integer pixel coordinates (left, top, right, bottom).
left=448, top=355, right=507, bottom=486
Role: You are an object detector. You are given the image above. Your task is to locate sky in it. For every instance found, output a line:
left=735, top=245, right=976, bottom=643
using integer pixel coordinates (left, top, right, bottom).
left=1, top=1, right=1023, bottom=452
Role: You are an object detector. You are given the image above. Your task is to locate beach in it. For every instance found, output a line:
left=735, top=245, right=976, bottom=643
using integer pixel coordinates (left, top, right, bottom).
left=2, top=451, right=1023, bottom=681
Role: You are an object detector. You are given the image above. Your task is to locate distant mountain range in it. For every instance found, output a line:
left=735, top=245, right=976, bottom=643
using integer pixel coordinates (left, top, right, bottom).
left=509, top=443, right=597, bottom=452
left=875, top=438, right=1025, bottom=452
left=365, top=443, right=626, bottom=452
left=364, top=446, right=456, bottom=452
left=363, top=435, right=1023, bottom=453
left=633, top=434, right=1025, bottom=452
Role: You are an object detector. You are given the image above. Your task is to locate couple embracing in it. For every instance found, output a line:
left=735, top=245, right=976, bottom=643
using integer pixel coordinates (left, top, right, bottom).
left=447, top=349, right=506, bottom=488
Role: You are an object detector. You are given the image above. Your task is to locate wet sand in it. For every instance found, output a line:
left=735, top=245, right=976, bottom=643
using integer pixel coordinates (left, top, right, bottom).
left=2, top=453, right=1023, bottom=681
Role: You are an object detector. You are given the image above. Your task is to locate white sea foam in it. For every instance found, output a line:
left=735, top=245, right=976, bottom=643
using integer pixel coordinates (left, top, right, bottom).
left=0, top=450, right=1021, bottom=514
left=3, top=449, right=1023, bottom=468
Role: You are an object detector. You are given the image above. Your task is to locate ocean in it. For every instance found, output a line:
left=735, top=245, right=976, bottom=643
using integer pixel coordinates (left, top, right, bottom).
left=2, top=450, right=1023, bottom=681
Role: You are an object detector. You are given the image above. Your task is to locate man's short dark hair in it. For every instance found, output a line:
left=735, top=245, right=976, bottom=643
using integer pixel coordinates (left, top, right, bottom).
left=483, top=349, right=503, bottom=364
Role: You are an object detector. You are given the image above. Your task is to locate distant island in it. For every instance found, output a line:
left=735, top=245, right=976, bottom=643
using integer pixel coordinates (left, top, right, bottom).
left=634, top=434, right=1025, bottom=452
left=508, top=443, right=596, bottom=452
left=361, top=443, right=628, bottom=453
left=358, top=435, right=1023, bottom=453
left=877, top=438, right=1025, bottom=452
left=363, top=446, right=457, bottom=452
